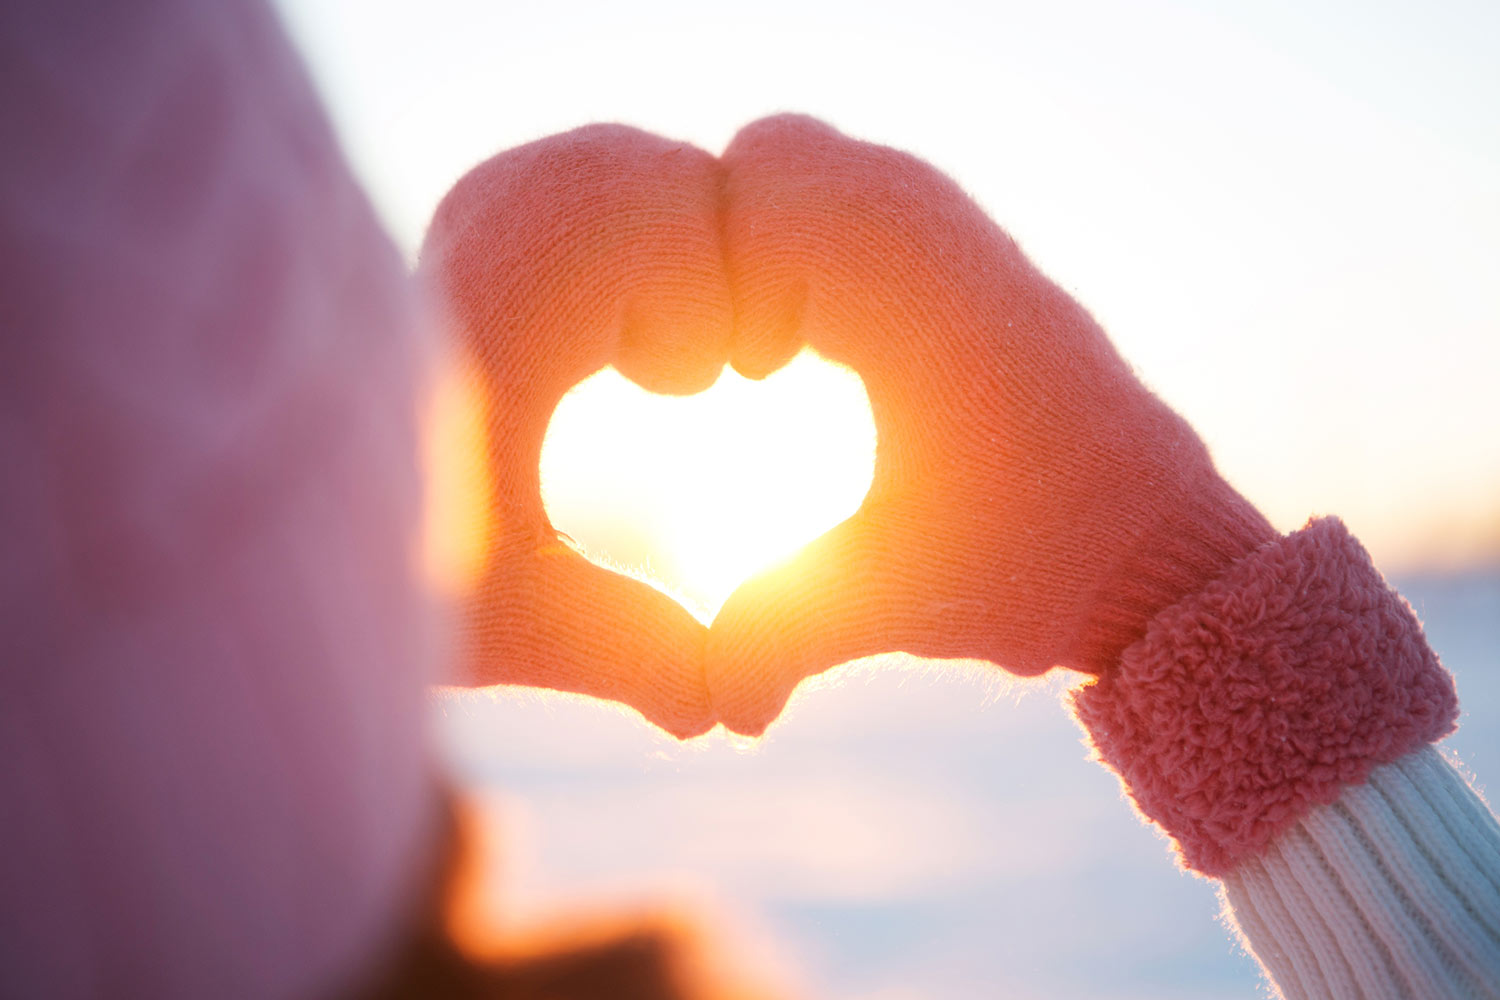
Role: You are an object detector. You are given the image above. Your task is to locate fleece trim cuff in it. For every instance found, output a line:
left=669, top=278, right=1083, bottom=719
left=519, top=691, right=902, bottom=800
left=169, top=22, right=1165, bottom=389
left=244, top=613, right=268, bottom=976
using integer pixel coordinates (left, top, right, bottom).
left=1072, top=517, right=1459, bottom=876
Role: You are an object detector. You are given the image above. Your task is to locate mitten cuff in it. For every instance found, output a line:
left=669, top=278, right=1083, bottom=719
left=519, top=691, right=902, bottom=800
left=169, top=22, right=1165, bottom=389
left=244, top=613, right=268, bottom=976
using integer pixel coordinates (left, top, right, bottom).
left=1072, top=517, right=1459, bottom=876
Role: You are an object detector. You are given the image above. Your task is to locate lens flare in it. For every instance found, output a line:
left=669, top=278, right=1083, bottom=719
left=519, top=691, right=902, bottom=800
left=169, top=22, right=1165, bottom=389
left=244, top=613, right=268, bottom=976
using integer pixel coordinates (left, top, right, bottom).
left=541, top=349, right=876, bottom=623
left=421, top=356, right=494, bottom=596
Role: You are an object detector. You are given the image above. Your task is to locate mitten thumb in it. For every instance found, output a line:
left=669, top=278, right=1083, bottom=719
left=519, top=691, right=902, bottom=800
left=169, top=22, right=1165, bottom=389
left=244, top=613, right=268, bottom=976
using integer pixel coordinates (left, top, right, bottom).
left=704, top=499, right=986, bottom=735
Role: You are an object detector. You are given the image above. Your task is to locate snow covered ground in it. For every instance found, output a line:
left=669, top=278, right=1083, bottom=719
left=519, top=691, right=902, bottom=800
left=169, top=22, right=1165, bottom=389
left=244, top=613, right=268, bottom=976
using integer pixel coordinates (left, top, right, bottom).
left=436, top=569, right=1500, bottom=999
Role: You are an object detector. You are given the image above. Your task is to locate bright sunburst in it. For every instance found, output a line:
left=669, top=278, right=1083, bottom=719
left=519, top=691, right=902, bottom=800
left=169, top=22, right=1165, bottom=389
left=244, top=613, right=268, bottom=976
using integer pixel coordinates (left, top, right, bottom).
left=540, top=350, right=877, bottom=623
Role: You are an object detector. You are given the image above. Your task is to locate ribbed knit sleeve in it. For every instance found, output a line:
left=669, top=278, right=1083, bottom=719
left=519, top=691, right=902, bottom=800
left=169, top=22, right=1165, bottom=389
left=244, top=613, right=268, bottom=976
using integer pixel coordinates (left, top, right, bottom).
left=1222, top=746, right=1500, bottom=999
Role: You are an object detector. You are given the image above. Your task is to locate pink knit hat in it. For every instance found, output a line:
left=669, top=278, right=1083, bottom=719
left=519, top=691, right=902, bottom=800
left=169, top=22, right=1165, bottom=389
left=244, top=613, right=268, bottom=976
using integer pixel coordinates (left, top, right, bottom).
left=0, top=2, right=439, bottom=996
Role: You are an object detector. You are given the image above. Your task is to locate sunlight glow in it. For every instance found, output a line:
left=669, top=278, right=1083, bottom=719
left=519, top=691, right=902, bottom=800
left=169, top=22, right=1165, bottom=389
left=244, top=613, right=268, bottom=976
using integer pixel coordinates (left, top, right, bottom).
left=540, top=350, right=876, bottom=623
left=421, top=356, right=494, bottom=596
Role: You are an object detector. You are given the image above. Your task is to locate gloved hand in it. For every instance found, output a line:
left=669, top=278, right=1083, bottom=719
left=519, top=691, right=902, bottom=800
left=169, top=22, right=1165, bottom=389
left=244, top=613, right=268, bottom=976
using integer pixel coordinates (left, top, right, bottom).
left=706, top=115, right=1276, bottom=735
left=419, top=124, right=732, bottom=738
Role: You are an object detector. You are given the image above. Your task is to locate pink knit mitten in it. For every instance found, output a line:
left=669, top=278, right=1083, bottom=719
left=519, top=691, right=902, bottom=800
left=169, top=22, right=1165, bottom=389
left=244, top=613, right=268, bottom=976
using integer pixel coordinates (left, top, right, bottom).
left=706, top=115, right=1274, bottom=734
left=420, top=125, right=732, bottom=738
left=707, top=116, right=1459, bottom=875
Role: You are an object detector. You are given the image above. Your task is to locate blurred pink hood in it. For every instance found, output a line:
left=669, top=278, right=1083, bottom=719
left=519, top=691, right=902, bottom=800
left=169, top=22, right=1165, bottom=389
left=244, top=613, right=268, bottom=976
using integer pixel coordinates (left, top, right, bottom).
left=0, top=1, right=439, bottom=996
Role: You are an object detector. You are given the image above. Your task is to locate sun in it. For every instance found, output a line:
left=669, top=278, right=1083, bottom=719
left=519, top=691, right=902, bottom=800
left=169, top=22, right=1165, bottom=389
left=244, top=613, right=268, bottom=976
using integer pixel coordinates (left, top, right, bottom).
left=539, top=350, right=877, bottom=623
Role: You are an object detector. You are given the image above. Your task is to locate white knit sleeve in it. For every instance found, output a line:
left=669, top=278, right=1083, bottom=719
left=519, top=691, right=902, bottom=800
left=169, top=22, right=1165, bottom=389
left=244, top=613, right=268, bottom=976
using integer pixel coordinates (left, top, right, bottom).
left=1220, top=746, right=1500, bottom=999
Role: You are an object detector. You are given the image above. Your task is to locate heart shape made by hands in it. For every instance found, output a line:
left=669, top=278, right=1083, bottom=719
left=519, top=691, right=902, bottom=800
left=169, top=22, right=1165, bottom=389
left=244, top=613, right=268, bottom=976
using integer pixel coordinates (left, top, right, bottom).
left=538, top=350, right=875, bottom=627
left=420, top=115, right=1272, bottom=740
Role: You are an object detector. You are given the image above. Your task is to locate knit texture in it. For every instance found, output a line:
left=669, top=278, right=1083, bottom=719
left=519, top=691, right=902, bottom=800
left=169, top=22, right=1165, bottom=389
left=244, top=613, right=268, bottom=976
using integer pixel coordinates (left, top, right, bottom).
left=704, top=114, right=1274, bottom=735
left=0, top=2, right=437, bottom=997
left=418, top=125, right=734, bottom=738
left=1223, top=747, right=1500, bottom=999
left=1073, top=518, right=1459, bottom=876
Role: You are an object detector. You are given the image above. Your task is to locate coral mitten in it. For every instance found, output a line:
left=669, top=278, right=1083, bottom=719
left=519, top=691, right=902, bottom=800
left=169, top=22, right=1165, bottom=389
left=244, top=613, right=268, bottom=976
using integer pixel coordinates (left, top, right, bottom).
left=420, top=126, right=732, bottom=738
left=706, top=115, right=1274, bottom=734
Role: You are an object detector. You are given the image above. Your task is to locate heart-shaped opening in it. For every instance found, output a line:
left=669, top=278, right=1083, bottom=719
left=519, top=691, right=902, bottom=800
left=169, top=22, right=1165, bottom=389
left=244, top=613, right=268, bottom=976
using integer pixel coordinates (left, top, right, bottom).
left=540, top=349, right=876, bottom=623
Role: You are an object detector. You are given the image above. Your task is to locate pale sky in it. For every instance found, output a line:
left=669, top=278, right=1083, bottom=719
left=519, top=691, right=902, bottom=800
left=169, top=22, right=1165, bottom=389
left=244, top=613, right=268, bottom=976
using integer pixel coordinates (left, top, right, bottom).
left=277, top=0, right=1500, bottom=575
